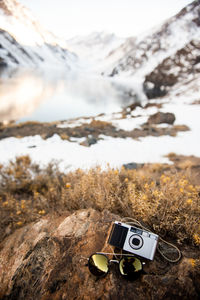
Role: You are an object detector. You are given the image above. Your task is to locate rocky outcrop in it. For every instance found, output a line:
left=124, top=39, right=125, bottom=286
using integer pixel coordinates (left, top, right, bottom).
left=106, top=1, right=200, bottom=101
left=144, top=39, right=200, bottom=99
left=0, top=209, right=199, bottom=299
left=0, top=29, right=40, bottom=67
left=108, top=1, right=199, bottom=79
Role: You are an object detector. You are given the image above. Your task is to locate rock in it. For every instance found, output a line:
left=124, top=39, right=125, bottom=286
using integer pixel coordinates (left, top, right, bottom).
left=0, top=209, right=199, bottom=299
left=87, top=137, right=98, bottom=146
left=83, top=127, right=95, bottom=133
left=143, top=82, right=168, bottom=99
left=127, top=102, right=142, bottom=111
left=123, top=162, right=144, bottom=170
left=148, top=112, right=175, bottom=125
left=80, top=137, right=97, bottom=147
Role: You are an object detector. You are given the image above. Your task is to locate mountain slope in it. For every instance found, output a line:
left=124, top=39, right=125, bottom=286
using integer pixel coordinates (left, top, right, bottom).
left=66, top=31, right=124, bottom=70
left=107, top=1, right=200, bottom=82
left=144, top=38, right=200, bottom=98
left=0, top=0, right=77, bottom=69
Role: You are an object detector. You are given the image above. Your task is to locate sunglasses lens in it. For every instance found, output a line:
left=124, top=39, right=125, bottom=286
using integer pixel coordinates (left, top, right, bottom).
left=119, top=257, right=142, bottom=280
left=88, top=254, right=109, bottom=277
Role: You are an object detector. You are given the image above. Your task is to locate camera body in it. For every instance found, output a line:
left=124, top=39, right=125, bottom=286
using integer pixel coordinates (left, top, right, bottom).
left=108, top=221, right=158, bottom=260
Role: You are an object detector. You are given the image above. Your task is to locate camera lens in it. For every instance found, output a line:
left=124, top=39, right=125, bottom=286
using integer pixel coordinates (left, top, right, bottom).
left=132, top=238, right=140, bottom=246
left=129, top=234, right=143, bottom=250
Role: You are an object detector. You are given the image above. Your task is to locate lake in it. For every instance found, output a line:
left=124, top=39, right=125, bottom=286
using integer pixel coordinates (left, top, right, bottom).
left=0, top=68, right=140, bottom=123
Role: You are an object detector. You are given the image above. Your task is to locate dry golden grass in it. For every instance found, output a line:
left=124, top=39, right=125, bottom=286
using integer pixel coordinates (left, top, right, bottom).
left=89, top=120, right=112, bottom=129
left=60, top=133, right=69, bottom=140
left=0, top=155, right=200, bottom=247
left=16, top=121, right=42, bottom=127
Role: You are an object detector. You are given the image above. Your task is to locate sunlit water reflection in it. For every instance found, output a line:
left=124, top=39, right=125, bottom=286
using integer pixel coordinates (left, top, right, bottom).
left=0, top=69, right=136, bottom=123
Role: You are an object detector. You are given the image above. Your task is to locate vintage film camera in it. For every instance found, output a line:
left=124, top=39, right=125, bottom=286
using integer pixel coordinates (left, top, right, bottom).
left=108, top=221, right=159, bottom=260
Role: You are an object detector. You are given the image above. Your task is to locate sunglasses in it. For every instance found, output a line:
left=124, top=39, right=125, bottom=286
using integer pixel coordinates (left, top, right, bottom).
left=87, top=252, right=144, bottom=280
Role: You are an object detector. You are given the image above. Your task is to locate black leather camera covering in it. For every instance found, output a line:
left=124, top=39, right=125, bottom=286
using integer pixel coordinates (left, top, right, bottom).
left=108, top=223, right=128, bottom=249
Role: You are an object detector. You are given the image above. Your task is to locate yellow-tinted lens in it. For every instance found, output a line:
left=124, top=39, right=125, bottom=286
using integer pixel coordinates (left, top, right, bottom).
left=88, top=254, right=109, bottom=277
left=119, top=257, right=142, bottom=279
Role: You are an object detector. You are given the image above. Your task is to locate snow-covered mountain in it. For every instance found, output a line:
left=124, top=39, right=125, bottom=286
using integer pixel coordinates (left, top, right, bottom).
left=66, top=31, right=124, bottom=68
left=0, top=0, right=199, bottom=111
left=0, top=0, right=77, bottom=70
left=106, top=1, right=200, bottom=96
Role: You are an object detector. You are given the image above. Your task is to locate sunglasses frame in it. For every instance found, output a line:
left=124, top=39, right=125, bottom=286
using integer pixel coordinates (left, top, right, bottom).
left=87, top=252, right=144, bottom=279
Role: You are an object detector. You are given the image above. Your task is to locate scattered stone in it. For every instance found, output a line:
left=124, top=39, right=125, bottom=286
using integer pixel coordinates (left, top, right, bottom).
left=80, top=137, right=97, bottom=147
left=127, top=102, right=142, bottom=111
left=148, top=112, right=176, bottom=125
left=123, top=162, right=144, bottom=170
left=122, top=102, right=142, bottom=117
left=27, top=145, right=37, bottom=149
left=87, top=137, right=97, bottom=146
left=83, top=127, right=95, bottom=133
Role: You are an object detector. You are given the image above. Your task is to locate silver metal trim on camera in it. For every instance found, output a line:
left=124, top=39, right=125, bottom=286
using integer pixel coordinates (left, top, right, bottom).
left=129, top=234, right=143, bottom=250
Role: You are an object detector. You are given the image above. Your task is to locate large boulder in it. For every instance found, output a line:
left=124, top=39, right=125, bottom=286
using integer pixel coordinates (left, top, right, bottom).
left=0, top=209, right=199, bottom=299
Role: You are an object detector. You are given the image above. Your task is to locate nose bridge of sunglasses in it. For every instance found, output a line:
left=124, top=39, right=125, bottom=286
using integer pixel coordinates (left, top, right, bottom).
left=109, top=259, right=119, bottom=264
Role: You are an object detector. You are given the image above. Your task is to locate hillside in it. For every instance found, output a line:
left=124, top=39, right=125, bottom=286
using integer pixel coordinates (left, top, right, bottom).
left=106, top=1, right=200, bottom=87
left=0, top=0, right=77, bottom=70
left=65, top=31, right=125, bottom=72
left=67, top=32, right=124, bottom=59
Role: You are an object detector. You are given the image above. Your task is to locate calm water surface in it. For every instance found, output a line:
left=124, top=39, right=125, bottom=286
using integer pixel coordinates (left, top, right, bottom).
left=0, top=69, right=133, bottom=123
